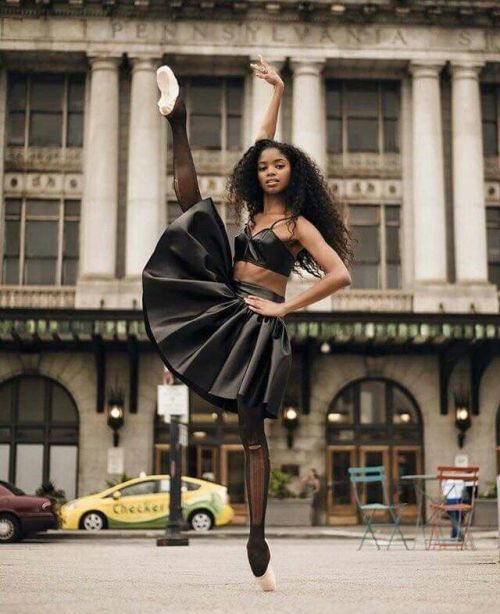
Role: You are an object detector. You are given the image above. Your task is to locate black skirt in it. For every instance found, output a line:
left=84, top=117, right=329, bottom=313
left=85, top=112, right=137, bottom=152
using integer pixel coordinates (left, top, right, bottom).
left=142, top=197, right=292, bottom=419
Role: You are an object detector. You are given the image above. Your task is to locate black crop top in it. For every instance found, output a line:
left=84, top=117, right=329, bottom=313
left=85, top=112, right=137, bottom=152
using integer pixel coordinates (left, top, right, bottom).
left=233, top=216, right=297, bottom=277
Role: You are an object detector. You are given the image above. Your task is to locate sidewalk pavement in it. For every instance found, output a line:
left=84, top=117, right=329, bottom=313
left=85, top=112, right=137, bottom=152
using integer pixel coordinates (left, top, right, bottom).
left=1, top=536, right=498, bottom=614
left=46, top=525, right=498, bottom=541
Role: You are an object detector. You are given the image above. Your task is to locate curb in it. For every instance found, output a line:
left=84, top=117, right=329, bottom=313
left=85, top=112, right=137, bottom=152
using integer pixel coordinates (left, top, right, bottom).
left=43, top=528, right=498, bottom=541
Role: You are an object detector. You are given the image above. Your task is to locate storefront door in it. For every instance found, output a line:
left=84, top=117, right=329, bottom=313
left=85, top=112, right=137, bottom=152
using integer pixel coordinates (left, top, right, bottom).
left=326, top=446, right=357, bottom=525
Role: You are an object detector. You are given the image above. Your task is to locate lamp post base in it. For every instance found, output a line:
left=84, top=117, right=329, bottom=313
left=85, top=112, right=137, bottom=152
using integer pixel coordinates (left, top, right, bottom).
left=157, top=535, right=189, bottom=547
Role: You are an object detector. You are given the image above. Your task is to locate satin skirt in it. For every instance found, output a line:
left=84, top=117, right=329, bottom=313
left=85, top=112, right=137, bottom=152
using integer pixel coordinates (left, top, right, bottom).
left=142, top=197, right=292, bottom=419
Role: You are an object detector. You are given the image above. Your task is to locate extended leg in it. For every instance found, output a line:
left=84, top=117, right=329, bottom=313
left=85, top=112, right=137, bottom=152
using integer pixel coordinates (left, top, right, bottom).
left=237, top=399, right=271, bottom=577
left=165, top=98, right=202, bottom=212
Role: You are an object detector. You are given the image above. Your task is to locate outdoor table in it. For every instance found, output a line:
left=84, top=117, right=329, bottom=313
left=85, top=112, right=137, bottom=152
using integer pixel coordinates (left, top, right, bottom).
left=400, top=473, right=437, bottom=549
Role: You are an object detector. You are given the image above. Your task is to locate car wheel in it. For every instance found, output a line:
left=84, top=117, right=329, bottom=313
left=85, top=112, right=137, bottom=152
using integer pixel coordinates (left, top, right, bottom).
left=190, top=510, right=213, bottom=532
left=81, top=511, right=107, bottom=531
left=0, top=514, right=22, bottom=543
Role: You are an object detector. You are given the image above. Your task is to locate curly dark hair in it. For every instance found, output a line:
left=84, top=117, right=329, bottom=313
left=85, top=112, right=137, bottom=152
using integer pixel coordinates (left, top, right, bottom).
left=225, top=139, right=354, bottom=278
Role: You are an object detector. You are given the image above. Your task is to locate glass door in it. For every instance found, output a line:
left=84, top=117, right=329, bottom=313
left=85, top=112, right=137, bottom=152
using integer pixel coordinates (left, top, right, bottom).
left=326, top=446, right=357, bottom=525
left=196, top=445, right=219, bottom=482
left=154, top=443, right=188, bottom=476
left=392, top=445, right=421, bottom=521
left=220, top=444, right=246, bottom=524
left=359, top=445, right=390, bottom=521
left=154, top=444, right=170, bottom=474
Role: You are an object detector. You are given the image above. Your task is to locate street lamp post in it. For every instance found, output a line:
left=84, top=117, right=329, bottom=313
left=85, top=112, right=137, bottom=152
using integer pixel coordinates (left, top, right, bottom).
left=157, top=413, right=188, bottom=546
left=157, top=367, right=189, bottom=547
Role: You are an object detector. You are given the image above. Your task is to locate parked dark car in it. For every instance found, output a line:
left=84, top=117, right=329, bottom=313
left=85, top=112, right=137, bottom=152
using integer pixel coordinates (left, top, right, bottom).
left=0, top=480, right=58, bottom=543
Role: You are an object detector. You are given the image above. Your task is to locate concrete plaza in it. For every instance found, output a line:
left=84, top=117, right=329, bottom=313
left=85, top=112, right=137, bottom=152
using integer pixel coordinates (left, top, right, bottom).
left=0, top=533, right=498, bottom=614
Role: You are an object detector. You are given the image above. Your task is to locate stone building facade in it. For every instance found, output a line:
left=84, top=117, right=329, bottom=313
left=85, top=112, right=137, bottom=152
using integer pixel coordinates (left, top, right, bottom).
left=0, top=1, right=499, bottom=524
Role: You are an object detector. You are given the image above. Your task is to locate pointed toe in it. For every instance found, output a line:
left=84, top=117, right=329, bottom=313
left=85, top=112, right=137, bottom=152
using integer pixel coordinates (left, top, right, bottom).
left=256, top=563, right=276, bottom=592
left=156, top=65, right=180, bottom=116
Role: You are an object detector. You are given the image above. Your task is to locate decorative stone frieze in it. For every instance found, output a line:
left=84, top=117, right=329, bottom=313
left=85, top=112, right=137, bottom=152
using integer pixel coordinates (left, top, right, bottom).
left=167, top=149, right=242, bottom=176
left=327, top=152, right=401, bottom=178
left=0, top=286, right=76, bottom=309
left=3, top=172, right=82, bottom=196
left=166, top=175, right=227, bottom=201
left=328, top=178, right=402, bottom=202
left=5, top=147, right=83, bottom=173
left=485, top=181, right=500, bottom=204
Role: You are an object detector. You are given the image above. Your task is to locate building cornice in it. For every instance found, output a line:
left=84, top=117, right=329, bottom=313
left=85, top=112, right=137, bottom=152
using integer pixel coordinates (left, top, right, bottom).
left=0, top=1, right=498, bottom=27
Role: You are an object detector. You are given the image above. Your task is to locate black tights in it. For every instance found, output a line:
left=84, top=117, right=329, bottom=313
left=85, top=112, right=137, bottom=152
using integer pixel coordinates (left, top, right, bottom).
left=167, top=99, right=271, bottom=577
left=165, top=98, right=202, bottom=212
left=237, top=399, right=271, bottom=577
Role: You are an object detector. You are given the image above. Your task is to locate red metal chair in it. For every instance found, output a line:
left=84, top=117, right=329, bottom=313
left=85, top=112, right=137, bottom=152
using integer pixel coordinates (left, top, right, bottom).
left=426, top=465, right=479, bottom=551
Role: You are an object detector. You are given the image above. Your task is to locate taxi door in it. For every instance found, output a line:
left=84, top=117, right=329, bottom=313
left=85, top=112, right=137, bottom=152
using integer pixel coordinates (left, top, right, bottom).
left=105, top=479, right=169, bottom=528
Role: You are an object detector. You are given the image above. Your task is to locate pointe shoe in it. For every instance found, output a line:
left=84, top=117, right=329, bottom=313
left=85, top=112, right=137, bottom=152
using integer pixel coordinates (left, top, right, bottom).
left=156, top=65, right=180, bottom=116
left=255, top=562, right=276, bottom=592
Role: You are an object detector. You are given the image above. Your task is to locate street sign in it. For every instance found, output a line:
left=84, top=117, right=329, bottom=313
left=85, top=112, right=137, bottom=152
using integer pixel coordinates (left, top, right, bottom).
left=107, top=447, right=124, bottom=474
left=455, top=454, right=469, bottom=467
left=157, top=384, right=189, bottom=423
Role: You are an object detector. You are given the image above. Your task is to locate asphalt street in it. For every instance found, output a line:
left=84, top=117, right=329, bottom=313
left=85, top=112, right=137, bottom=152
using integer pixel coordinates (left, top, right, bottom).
left=1, top=536, right=498, bottom=614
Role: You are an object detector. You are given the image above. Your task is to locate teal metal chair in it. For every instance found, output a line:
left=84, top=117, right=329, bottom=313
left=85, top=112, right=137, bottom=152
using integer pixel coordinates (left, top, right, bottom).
left=348, top=466, right=409, bottom=550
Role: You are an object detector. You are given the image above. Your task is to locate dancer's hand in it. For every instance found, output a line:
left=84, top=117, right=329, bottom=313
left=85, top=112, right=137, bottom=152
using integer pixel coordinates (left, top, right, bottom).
left=244, top=295, right=288, bottom=318
left=250, top=55, right=284, bottom=90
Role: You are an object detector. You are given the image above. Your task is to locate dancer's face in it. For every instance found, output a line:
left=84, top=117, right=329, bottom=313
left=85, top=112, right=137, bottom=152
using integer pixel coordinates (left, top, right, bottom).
left=257, top=148, right=291, bottom=194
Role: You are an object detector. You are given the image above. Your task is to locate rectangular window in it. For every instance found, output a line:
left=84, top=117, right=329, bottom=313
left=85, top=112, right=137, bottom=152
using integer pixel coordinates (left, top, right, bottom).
left=326, top=81, right=342, bottom=154
left=349, top=204, right=401, bottom=290
left=0, top=444, right=9, bottom=481
left=481, top=84, right=499, bottom=157
left=15, top=443, right=43, bottom=494
left=2, top=198, right=80, bottom=286
left=486, top=207, right=500, bottom=286
left=326, top=80, right=400, bottom=154
left=7, top=72, right=85, bottom=148
left=175, top=76, right=243, bottom=151
left=385, top=205, right=401, bottom=289
left=49, top=445, right=77, bottom=500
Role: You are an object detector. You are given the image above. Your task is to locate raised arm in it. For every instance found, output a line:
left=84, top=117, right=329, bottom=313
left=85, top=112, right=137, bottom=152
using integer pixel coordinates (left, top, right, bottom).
left=250, top=55, right=284, bottom=142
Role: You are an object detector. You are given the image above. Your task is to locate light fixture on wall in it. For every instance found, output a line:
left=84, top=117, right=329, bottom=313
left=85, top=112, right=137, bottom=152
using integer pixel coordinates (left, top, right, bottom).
left=327, top=410, right=342, bottom=424
left=395, top=409, right=412, bottom=424
left=282, top=403, right=300, bottom=449
left=320, top=342, right=331, bottom=354
left=107, top=387, right=125, bottom=447
left=454, top=391, right=471, bottom=449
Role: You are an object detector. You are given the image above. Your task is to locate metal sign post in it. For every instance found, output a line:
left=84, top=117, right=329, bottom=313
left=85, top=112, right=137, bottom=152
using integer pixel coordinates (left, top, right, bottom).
left=157, top=369, right=189, bottom=547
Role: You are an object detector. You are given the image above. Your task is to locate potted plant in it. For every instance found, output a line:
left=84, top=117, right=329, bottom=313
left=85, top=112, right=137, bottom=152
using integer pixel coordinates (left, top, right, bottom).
left=36, top=480, right=67, bottom=529
left=473, top=481, right=497, bottom=528
left=266, top=469, right=313, bottom=526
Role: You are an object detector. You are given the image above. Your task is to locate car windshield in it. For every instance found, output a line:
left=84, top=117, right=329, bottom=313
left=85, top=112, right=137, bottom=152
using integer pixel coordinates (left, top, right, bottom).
left=0, top=480, right=25, bottom=496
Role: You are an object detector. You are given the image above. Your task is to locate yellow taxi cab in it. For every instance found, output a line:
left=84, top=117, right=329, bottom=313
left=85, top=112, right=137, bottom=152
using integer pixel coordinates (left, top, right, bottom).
left=60, top=475, right=234, bottom=532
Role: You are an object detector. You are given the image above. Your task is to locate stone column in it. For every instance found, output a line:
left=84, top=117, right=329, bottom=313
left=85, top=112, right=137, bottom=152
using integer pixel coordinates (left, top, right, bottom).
left=450, top=61, right=488, bottom=283
left=409, top=62, right=447, bottom=284
left=291, top=59, right=326, bottom=172
left=125, top=56, right=163, bottom=279
left=79, top=56, right=120, bottom=280
left=249, top=56, right=285, bottom=144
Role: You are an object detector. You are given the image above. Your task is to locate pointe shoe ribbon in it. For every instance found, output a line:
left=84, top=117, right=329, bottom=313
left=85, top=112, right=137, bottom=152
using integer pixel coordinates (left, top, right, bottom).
left=156, top=65, right=179, bottom=116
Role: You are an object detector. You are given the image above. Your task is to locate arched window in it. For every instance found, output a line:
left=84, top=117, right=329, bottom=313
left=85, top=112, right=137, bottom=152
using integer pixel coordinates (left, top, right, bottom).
left=327, top=377, right=422, bottom=444
left=0, top=375, right=79, bottom=498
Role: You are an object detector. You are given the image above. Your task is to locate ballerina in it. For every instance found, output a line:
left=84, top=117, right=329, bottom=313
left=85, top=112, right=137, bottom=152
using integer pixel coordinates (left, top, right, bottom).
left=143, top=56, right=353, bottom=591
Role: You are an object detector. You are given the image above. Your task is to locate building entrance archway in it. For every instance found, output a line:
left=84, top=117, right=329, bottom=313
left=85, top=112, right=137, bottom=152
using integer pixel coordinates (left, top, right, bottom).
left=325, top=377, right=423, bottom=525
